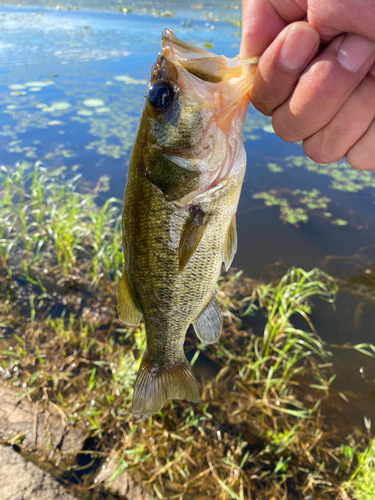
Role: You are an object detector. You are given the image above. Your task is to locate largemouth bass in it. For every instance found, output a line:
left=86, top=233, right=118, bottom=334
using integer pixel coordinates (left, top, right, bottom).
left=118, top=29, right=257, bottom=419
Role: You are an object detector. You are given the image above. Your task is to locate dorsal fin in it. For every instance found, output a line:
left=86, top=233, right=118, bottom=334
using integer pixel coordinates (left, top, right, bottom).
left=179, top=206, right=211, bottom=273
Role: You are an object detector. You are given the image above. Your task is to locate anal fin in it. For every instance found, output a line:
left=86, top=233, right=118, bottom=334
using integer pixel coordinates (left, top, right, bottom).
left=193, top=293, right=222, bottom=345
left=222, top=214, right=237, bottom=271
left=117, top=266, right=142, bottom=326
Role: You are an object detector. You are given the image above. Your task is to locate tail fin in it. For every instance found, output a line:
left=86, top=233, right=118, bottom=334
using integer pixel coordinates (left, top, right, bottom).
left=132, top=355, right=199, bottom=419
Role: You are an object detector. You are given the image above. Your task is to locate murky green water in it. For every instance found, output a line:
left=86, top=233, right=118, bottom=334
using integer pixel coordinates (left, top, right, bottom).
left=1, top=1, right=375, bottom=433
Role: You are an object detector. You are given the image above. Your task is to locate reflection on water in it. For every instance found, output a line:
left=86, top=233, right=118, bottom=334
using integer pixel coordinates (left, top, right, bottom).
left=1, top=2, right=375, bottom=435
left=2, top=0, right=242, bottom=20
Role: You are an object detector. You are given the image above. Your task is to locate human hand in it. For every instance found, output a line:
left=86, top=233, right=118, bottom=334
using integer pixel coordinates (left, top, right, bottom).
left=240, top=0, right=375, bottom=170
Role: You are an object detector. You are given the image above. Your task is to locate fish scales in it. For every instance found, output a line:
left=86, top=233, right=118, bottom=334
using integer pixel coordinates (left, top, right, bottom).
left=118, top=29, right=257, bottom=419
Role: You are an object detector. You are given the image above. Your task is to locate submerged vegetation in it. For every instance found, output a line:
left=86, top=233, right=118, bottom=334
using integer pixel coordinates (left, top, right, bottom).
left=253, top=188, right=347, bottom=227
left=252, top=155, right=375, bottom=227
left=286, top=156, right=375, bottom=193
left=0, top=163, right=374, bottom=499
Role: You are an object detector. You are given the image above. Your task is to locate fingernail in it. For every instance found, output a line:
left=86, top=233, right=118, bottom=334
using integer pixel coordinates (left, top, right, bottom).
left=279, top=25, right=319, bottom=70
left=337, top=34, right=374, bottom=72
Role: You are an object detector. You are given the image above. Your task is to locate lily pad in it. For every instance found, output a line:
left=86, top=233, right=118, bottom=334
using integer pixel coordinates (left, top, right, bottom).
left=24, top=81, right=55, bottom=87
left=263, top=124, right=276, bottom=134
left=10, top=91, right=27, bottom=96
left=48, top=120, right=63, bottom=125
left=43, top=102, right=71, bottom=112
left=52, top=102, right=71, bottom=111
left=113, top=75, right=147, bottom=85
left=77, top=110, right=93, bottom=116
left=83, top=99, right=105, bottom=108
left=96, top=107, right=110, bottom=114
left=8, top=84, right=26, bottom=90
left=29, top=87, right=42, bottom=92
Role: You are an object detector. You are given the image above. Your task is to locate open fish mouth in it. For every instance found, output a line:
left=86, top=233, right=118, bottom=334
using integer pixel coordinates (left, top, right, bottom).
left=161, top=28, right=244, bottom=84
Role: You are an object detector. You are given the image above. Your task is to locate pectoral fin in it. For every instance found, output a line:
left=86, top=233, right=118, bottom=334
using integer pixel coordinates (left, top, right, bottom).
left=118, top=267, right=142, bottom=326
left=193, top=293, right=222, bottom=345
left=179, top=206, right=211, bottom=273
left=222, top=215, right=237, bottom=271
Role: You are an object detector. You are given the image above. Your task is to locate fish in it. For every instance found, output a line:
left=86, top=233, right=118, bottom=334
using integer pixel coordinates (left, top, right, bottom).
left=118, top=29, right=258, bottom=419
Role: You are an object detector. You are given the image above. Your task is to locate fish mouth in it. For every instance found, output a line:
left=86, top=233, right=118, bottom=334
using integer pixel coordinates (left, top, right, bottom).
left=161, top=29, right=241, bottom=84
left=162, top=28, right=215, bottom=60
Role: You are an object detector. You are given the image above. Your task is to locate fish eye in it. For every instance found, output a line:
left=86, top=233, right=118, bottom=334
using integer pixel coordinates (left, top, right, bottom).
left=147, top=80, right=174, bottom=110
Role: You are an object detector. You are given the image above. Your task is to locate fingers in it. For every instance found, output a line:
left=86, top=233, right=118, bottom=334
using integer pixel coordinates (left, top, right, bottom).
left=250, top=22, right=320, bottom=115
left=272, top=33, right=375, bottom=142
left=308, top=0, right=375, bottom=43
left=347, top=92, right=375, bottom=171
left=347, top=120, right=375, bottom=170
left=303, top=69, right=375, bottom=164
left=240, top=0, right=306, bottom=57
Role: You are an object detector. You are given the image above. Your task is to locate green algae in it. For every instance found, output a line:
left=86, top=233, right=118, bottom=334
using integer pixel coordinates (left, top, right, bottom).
left=253, top=188, right=334, bottom=226
left=286, top=155, right=375, bottom=193
left=242, top=108, right=270, bottom=142
left=267, top=162, right=284, bottom=173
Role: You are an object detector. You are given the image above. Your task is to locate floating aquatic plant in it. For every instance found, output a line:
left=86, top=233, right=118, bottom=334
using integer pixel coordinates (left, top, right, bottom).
left=251, top=188, right=348, bottom=227
left=113, top=75, right=147, bottom=85
left=83, top=98, right=105, bottom=108
left=286, top=155, right=375, bottom=192
left=267, top=162, right=283, bottom=173
left=242, top=107, right=270, bottom=142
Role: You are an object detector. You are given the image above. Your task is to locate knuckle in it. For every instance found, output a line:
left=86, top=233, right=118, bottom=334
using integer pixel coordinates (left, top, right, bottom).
left=346, top=150, right=374, bottom=170
left=303, top=136, right=345, bottom=164
left=252, top=99, right=273, bottom=117
left=272, top=114, right=302, bottom=142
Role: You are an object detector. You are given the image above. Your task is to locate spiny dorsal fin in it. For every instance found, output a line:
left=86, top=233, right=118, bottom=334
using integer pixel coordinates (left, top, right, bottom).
left=222, top=214, right=237, bottom=271
left=117, top=267, right=142, bottom=326
left=193, top=293, right=222, bottom=345
left=179, top=206, right=211, bottom=273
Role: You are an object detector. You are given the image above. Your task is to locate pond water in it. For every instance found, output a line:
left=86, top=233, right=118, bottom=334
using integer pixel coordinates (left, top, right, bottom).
left=1, top=1, right=375, bottom=433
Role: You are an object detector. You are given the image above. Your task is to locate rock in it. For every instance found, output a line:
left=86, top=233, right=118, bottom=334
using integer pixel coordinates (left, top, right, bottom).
left=0, top=444, right=79, bottom=500
left=0, top=384, right=87, bottom=456
left=0, top=385, right=152, bottom=500
left=95, top=453, right=154, bottom=500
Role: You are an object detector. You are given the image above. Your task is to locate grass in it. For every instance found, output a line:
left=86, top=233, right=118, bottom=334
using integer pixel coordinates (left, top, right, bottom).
left=342, top=436, right=375, bottom=499
left=0, top=162, right=374, bottom=499
left=0, top=161, right=122, bottom=283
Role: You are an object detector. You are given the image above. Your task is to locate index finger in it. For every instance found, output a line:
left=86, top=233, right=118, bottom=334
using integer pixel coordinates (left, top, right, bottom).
left=240, top=0, right=307, bottom=57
